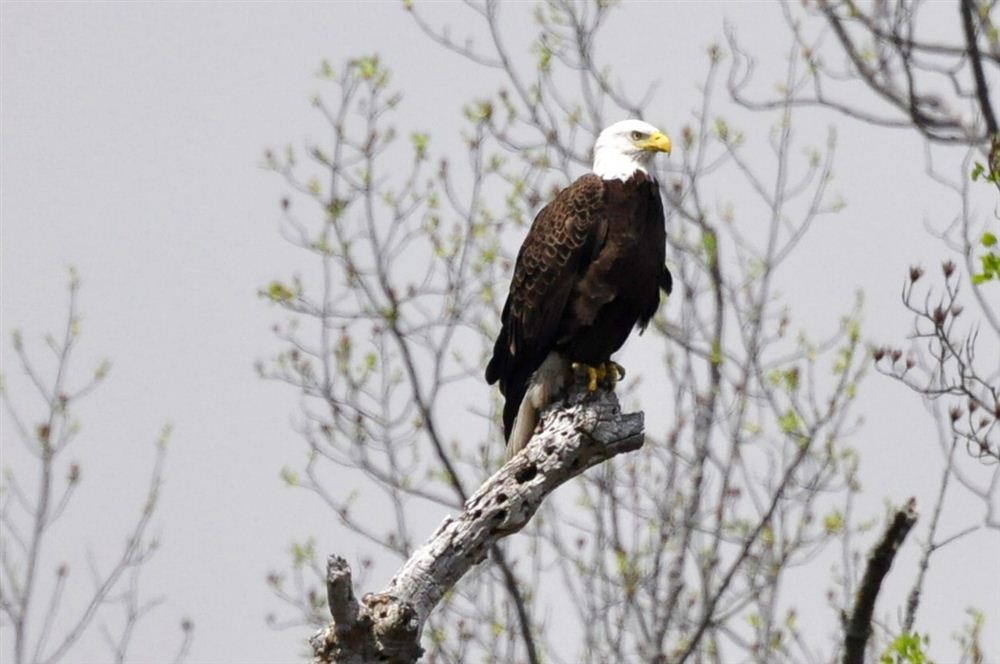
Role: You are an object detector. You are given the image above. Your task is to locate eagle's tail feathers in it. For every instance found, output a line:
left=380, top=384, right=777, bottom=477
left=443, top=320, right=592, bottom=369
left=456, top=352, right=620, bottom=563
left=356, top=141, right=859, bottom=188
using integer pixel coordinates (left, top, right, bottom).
left=659, top=265, right=673, bottom=295
left=485, top=331, right=507, bottom=385
left=504, top=352, right=567, bottom=461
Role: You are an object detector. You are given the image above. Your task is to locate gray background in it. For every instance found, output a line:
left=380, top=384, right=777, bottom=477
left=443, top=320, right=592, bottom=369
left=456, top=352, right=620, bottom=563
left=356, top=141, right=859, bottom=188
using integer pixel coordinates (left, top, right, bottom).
left=3, top=1, right=998, bottom=662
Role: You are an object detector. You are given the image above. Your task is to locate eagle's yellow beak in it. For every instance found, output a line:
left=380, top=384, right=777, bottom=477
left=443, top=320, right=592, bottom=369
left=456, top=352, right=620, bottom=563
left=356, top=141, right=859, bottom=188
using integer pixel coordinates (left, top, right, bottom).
left=639, top=130, right=672, bottom=155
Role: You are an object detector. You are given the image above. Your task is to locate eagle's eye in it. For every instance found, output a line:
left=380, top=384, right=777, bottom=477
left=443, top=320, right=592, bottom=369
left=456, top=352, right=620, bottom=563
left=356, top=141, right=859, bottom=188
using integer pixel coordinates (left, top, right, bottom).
left=630, top=131, right=643, bottom=140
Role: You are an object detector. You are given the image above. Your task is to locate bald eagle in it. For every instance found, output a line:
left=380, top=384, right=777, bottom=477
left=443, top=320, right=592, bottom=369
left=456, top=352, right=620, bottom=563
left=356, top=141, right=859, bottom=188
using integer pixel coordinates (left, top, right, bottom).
left=486, top=119, right=673, bottom=459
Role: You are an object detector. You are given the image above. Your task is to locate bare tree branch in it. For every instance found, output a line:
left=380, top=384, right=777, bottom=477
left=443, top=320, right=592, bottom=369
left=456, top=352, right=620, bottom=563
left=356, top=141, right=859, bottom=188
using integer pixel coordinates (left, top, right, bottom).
left=961, top=0, right=998, bottom=137
left=841, top=498, right=919, bottom=664
left=310, top=388, right=644, bottom=663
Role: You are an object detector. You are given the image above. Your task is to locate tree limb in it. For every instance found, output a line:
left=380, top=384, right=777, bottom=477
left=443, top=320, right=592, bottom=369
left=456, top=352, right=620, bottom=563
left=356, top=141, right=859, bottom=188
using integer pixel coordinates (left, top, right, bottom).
left=960, top=0, right=998, bottom=137
left=309, top=387, right=645, bottom=663
left=842, top=498, right=919, bottom=664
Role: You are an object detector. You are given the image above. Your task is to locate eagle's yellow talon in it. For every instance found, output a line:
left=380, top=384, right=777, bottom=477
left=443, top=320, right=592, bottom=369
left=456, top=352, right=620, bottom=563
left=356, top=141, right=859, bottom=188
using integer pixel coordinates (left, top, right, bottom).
left=602, top=361, right=625, bottom=387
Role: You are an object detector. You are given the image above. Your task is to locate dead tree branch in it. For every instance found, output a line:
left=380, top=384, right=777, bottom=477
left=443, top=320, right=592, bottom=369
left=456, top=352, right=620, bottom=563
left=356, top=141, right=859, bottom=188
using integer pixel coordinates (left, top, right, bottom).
left=842, top=498, right=920, bottom=664
left=309, top=388, right=644, bottom=663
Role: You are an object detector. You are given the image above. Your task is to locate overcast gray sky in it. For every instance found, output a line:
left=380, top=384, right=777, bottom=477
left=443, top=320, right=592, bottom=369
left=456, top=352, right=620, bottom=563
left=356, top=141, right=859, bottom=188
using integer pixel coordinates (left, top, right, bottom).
left=2, top=2, right=998, bottom=662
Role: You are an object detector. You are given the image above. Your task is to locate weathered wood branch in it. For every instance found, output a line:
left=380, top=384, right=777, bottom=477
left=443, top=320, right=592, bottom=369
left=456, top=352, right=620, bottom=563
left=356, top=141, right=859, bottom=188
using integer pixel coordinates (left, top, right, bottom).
left=310, top=387, right=645, bottom=664
left=842, top=497, right=919, bottom=664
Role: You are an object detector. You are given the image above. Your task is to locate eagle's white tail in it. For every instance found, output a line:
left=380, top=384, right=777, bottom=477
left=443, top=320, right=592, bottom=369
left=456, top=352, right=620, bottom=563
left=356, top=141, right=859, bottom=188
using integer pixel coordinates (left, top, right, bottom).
left=505, top=352, right=568, bottom=461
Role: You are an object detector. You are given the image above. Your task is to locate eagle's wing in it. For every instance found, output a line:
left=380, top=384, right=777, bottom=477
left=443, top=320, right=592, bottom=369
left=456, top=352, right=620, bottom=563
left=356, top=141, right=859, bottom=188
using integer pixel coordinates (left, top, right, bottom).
left=486, top=174, right=608, bottom=437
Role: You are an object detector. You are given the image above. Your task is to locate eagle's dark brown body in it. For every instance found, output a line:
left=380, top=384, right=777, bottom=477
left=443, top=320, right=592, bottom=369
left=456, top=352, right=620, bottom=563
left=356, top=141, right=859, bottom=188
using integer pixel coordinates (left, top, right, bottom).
left=486, top=171, right=671, bottom=441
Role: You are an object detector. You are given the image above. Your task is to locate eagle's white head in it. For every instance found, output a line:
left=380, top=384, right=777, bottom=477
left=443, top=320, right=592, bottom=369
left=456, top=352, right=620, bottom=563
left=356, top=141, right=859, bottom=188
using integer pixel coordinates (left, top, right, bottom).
left=592, top=119, right=671, bottom=181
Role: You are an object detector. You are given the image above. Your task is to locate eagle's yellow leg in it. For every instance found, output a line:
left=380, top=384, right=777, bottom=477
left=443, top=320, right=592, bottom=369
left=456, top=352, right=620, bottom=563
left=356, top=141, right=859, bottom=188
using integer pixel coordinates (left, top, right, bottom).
left=571, top=362, right=606, bottom=392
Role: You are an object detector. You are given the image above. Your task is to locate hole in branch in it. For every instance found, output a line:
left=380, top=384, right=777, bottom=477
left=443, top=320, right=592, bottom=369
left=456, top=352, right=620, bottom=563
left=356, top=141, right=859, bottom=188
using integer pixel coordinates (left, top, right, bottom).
left=514, top=464, right=537, bottom=483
